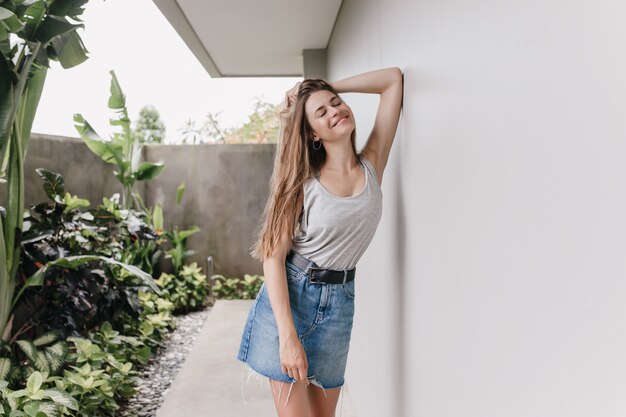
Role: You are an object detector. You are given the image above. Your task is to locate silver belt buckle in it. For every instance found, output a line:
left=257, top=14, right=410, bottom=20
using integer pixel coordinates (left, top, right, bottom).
left=342, top=270, right=347, bottom=285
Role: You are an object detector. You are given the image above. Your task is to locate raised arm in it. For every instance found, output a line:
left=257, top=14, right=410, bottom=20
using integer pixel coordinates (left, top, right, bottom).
left=330, top=67, right=404, bottom=185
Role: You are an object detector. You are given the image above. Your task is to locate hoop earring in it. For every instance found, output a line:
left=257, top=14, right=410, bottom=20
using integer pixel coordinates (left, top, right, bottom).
left=313, top=140, right=322, bottom=151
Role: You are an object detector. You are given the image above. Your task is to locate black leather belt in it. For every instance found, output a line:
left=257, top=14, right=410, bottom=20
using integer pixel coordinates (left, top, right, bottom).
left=286, top=250, right=356, bottom=285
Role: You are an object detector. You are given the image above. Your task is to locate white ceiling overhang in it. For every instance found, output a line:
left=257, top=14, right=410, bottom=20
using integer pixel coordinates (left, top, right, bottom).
left=152, top=0, right=343, bottom=78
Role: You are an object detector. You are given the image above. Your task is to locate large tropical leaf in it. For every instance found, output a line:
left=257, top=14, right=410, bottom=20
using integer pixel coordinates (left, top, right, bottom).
left=0, top=49, right=13, bottom=164
left=6, top=129, right=23, bottom=281
left=12, top=255, right=161, bottom=310
left=108, top=70, right=131, bottom=143
left=0, top=8, right=24, bottom=40
left=19, top=1, right=46, bottom=41
left=35, top=168, right=64, bottom=200
left=36, top=15, right=83, bottom=45
left=134, top=161, right=164, bottom=181
left=19, top=60, right=48, bottom=154
left=0, top=8, right=12, bottom=20
left=0, top=208, right=9, bottom=343
left=48, top=0, right=90, bottom=17
left=50, top=28, right=88, bottom=69
left=73, top=113, right=124, bottom=165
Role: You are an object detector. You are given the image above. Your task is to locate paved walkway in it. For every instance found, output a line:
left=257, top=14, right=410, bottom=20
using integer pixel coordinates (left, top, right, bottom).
left=157, top=299, right=357, bottom=417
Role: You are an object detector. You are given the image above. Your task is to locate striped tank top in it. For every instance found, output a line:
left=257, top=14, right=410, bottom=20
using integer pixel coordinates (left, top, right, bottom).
left=291, top=154, right=383, bottom=271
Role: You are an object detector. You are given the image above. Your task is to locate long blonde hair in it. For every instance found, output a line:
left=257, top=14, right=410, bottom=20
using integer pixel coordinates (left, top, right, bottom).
left=250, top=79, right=358, bottom=262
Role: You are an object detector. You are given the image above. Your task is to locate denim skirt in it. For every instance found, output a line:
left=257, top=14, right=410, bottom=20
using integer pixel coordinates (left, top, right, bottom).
left=236, top=254, right=356, bottom=394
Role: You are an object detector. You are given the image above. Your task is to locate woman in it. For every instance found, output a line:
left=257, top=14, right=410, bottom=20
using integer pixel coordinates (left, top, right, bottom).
left=237, top=67, right=403, bottom=417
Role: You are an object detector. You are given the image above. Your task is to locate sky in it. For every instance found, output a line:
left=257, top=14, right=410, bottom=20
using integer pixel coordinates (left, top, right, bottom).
left=32, top=0, right=301, bottom=144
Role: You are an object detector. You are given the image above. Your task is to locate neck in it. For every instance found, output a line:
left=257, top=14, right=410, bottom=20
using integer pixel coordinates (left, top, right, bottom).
left=320, top=137, right=358, bottom=173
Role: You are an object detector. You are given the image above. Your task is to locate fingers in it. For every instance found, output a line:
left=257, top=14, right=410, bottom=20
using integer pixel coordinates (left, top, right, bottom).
left=279, top=333, right=310, bottom=385
left=284, top=81, right=302, bottom=107
left=288, top=81, right=301, bottom=94
left=281, top=364, right=309, bottom=386
left=297, top=367, right=309, bottom=386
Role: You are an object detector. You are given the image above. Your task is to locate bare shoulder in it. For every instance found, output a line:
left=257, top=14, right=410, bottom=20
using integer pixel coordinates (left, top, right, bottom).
left=359, top=149, right=383, bottom=187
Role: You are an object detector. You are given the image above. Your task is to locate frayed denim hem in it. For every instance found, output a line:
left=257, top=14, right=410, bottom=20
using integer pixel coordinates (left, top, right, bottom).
left=239, top=361, right=330, bottom=407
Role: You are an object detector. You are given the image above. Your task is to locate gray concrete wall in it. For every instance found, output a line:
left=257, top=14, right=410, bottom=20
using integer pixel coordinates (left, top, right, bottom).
left=327, top=1, right=626, bottom=417
left=144, top=142, right=274, bottom=278
left=15, top=133, right=127, bottom=210
left=5, top=133, right=274, bottom=278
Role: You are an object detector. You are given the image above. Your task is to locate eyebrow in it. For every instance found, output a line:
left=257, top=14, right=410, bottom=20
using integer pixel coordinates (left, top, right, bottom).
left=314, top=95, right=340, bottom=115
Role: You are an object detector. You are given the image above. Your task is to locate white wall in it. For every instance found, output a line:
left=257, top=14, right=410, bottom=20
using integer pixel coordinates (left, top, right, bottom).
left=328, top=1, right=626, bottom=416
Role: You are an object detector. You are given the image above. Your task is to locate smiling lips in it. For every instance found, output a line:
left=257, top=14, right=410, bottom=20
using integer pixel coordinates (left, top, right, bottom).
left=332, top=114, right=349, bottom=128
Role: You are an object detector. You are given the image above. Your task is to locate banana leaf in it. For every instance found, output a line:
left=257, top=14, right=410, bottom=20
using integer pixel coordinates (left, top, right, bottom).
left=12, top=255, right=162, bottom=311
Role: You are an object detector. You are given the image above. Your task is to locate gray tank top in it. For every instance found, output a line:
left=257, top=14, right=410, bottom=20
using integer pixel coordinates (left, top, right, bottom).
left=291, top=155, right=383, bottom=270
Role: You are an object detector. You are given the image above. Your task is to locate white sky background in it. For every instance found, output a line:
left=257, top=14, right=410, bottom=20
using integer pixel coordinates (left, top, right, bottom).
left=32, top=0, right=301, bottom=144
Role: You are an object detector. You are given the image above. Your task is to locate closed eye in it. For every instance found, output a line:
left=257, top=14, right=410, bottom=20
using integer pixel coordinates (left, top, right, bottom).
left=318, top=98, right=341, bottom=118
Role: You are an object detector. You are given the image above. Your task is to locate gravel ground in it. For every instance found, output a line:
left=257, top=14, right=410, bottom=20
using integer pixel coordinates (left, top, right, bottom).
left=117, top=300, right=214, bottom=417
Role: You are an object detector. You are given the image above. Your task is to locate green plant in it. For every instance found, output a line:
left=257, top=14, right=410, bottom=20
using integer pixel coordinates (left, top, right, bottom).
left=0, top=329, right=68, bottom=388
left=158, top=180, right=202, bottom=277
left=162, top=225, right=200, bottom=277
left=89, top=321, right=151, bottom=369
left=73, top=70, right=165, bottom=210
left=99, top=190, right=164, bottom=277
left=13, top=170, right=161, bottom=340
left=0, top=371, right=78, bottom=416
left=210, top=273, right=264, bottom=299
left=154, top=262, right=209, bottom=314
left=0, top=273, right=180, bottom=417
left=8, top=227, right=159, bottom=351
left=123, top=289, right=175, bottom=350
left=64, top=359, right=129, bottom=415
left=0, top=0, right=92, bottom=344
left=61, top=335, right=137, bottom=416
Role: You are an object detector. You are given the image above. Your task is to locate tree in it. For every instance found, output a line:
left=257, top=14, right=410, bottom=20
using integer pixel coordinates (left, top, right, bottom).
left=175, top=97, right=280, bottom=144
left=224, top=97, right=280, bottom=144
left=133, top=105, right=166, bottom=144
left=178, top=111, right=225, bottom=144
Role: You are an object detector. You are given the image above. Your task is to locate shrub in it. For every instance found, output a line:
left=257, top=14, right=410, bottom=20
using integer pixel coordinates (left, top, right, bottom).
left=0, top=330, right=69, bottom=388
left=155, top=262, right=209, bottom=314
left=120, top=289, right=176, bottom=350
left=15, top=170, right=161, bottom=339
left=210, top=273, right=263, bottom=299
left=0, top=371, right=78, bottom=416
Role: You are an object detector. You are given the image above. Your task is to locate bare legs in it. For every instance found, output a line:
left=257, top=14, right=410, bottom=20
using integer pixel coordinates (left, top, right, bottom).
left=268, top=378, right=342, bottom=417
left=268, top=379, right=309, bottom=417
left=307, top=383, right=341, bottom=417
